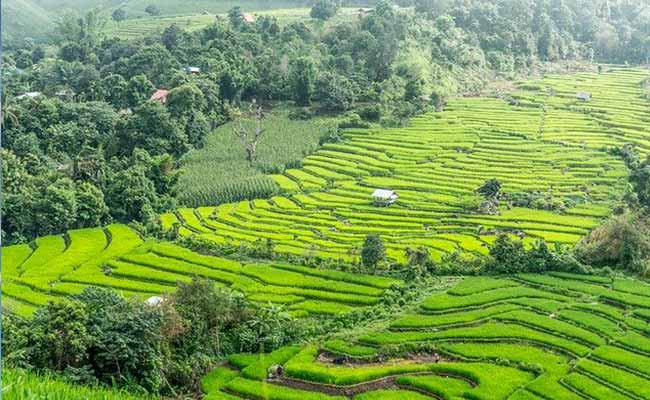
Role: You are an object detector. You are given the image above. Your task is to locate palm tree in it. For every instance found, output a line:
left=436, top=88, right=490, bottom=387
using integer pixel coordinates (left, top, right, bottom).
left=1, top=94, right=19, bottom=130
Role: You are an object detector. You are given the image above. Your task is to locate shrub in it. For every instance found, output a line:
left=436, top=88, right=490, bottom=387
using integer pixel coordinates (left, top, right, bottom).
left=575, top=213, right=650, bottom=274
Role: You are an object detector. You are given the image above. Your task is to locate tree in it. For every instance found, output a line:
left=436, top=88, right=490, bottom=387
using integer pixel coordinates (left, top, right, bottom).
left=126, top=74, right=155, bottom=108
left=487, top=234, right=527, bottom=274
left=75, top=181, right=109, bottom=227
left=167, top=83, right=205, bottom=117
left=145, top=4, right=161, bottom=16
left=232, top=101, right=265, bottom=167
left=310, top=0, right=339, bottom=20
left=361, top=234, right=385, bottom=271
left=478, top=178, right=502, bottom=199
left=289, top=57, right=316, bottom=106
left=112, top=8, right=127, bottom=22
left=228, top=6, right=245, bottom=28
left=121, top=101, right=189, bottom=156
left=316, top=73, right=355, bottom=111
left=162, top=24, right=182, bottom=50
left=101, top=74, right=128, bottom=108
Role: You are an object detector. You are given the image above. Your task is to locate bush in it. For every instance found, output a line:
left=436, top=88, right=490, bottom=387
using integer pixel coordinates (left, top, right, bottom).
left=575, top=213, right=650, bottom=274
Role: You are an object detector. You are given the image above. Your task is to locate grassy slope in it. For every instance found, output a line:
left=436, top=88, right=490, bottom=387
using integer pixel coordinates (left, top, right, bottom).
left=205, top=274, right=650, bottom=400
left=4, top=369, right=152, bottom=400
left=2, top=0, right=52, bottom=42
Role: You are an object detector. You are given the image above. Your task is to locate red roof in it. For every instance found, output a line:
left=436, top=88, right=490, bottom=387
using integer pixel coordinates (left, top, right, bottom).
left=150, top=89, right=169, bottom=102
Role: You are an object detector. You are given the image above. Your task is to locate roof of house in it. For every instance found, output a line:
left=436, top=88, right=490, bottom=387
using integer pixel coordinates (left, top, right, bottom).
left=16, top=91, right=42, bottom=99
left=145, top=296, right=163, bottom=306
left=372, top=189, right=397, bottom=198
left=576, top=91, right=592, bottom=97
left=242, top=12, right=256, bottom=22
left=185, top=66, right=201, bottom=72
left=150, top=89, right=169, bottom=101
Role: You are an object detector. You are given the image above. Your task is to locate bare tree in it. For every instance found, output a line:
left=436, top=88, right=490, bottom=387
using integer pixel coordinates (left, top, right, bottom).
left=232, top=100, right=265, bottom=167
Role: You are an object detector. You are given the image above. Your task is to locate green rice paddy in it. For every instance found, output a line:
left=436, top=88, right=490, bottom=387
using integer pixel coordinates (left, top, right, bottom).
left=161, top=68, right=650, bottom=263
left=204, top=274, right=650, bottom=400
left=1, top=225, right=399, bottom=318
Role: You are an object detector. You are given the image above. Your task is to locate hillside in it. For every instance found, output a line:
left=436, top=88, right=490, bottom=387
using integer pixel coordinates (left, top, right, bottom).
left=205, top=273, right=650, bottom=400
left=1, top=0, right=52, bottom=42
left=1, top=224, right=400, bottom=317
left=162, top=68, right=649, bottom=263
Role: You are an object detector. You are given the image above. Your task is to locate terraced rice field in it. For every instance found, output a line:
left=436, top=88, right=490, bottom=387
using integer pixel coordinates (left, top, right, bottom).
left=161, top=68, right=650, bottom=262
left=204, top=274, right=650, bottom=400
left=1, top=225, right=400, bottom=317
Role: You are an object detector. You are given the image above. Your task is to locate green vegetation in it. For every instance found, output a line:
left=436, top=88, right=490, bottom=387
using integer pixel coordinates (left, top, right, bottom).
left=1, top=226, right=400, bottom=318
left=176, top=113, right=333, bottom=206
left=3, top=369, right=151, bottom=400
left=203, top=275, right=650, bottom=399
left=161, top=68, right=650, bottom=264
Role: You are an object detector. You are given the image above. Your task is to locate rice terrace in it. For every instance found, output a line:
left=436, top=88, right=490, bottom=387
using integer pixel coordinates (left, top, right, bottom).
left=3, top=0, right=650, bottom=398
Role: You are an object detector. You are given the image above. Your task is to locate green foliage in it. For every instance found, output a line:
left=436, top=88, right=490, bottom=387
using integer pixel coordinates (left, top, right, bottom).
left=361, top=234, right=385, bottom=271
left=4, top=287, right=165, bottom=393
left=290, top=57, right=317, bottom=106
left=112, top=8, right=127, bottom=22
left=310, top=0, right=340, bottom=20
left=576, top=213, right=650, bottom=275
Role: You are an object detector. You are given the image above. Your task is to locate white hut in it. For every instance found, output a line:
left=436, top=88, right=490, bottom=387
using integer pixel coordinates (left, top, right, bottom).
left=16, top=91, right=42, bottom=100
left=372, top=189, right=398, bottom=206
left=576, top=92, right=592, bottom=101
left=145, top=296, right=164, bottom=306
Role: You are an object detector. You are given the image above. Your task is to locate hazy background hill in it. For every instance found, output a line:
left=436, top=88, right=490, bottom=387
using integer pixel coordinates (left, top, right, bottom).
left=2, top=0, right=373, bottom=46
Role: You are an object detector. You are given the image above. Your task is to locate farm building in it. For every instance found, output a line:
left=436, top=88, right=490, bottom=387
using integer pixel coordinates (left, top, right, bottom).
left=150, top=89, right=170, bottom=103
left=372, top=189, right=398, bottom=206
left=576, top=92, right=592, bottom=101
left=184, top=66, right=201, bottom=74
left=242, top=12, right=256, bottom=23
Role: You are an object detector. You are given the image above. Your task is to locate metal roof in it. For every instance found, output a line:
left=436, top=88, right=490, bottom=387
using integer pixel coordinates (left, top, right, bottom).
left=372, top=189, right=396, bottom=198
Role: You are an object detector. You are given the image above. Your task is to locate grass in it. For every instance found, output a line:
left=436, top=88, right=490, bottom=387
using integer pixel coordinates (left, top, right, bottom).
left=3, top=369, right=152, bottom=400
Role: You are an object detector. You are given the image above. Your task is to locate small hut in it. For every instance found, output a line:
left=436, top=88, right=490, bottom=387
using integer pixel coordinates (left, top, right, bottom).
left=372, top=189, right=398, bottom=206
left=184, top=66, right=201, bottom=74
left=15, top=91, right=42, bottom=100
left=576, top=92, right=592, bottom=101
left=242, top=13, right=256, bottom=23
left=145, top=296, right=163, bottom=306
left=150, top=89, right=170, bottom=104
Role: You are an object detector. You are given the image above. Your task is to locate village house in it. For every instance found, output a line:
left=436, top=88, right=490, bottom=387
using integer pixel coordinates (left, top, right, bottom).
left=576, top=92, right=592, bottom=101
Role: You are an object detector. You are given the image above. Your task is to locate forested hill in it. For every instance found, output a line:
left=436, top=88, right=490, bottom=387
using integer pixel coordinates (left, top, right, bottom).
left=2, top=0, right=650, bottom=244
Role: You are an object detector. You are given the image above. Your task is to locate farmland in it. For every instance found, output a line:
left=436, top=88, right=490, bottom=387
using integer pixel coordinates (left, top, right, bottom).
left=203, top=274, right=650, bottom=400
left=1, top=224, right=400, bottom=318
left=161, top=68, right=650, bottom=263
left=176, top=112, right=334, bottom=207
left=103, top=7, right=365, bottom=39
